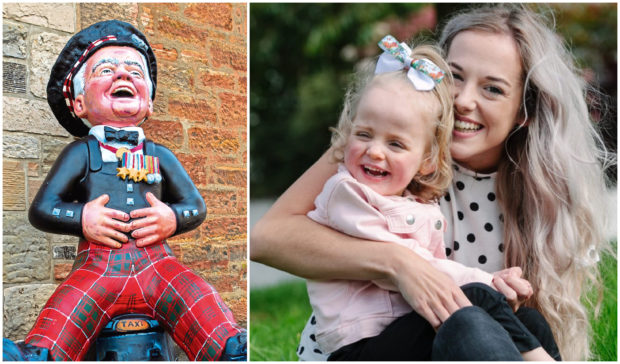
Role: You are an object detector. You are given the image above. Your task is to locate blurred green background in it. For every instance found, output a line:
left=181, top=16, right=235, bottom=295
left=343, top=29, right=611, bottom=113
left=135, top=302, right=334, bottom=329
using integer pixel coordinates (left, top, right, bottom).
left=250, top=3, right=617, bottom=199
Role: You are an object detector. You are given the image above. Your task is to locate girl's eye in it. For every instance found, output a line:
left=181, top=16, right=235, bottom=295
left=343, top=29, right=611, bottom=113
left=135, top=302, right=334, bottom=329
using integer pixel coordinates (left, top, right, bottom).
left=355, top=131, right=370, bottom=138
left=451, top=72, right=463, bottom=81
left=389, top=141, right=405, bottom=149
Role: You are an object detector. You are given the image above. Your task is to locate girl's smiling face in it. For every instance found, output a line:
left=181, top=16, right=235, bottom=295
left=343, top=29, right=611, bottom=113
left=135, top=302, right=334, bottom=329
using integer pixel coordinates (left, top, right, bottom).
left=447, top=30, right=525, bottom=173
left=344, top=79, right=436, bottom=196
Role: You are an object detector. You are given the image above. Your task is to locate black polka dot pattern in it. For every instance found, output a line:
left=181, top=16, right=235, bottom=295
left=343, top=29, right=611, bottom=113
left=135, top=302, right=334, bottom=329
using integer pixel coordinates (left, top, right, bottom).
left=457, top=211, right=464, bottom=220
left=445, top=192, right=451, bottom=202
left=478, top=255, right=487, bottom=264
left=310, top=334, right=316, bottom=342
left=299, top=346, right=304, bottom=354
left=311, top=316, right=316, bottom=325
left=487, top=192, right=495, bottom=201
left=470, top=202, right=479, bottom=211
left=446, top=247, right=452, bottom=256
left=498, top=243, right=504, bottom=253
left=456, top=181, right=465, bottom=190
left=467, top=233, right=475, bottom=242
left=484, top=223, right=493, bottom=232
left=314, top=349, right=323, bottom=354
left=454, top=241, right=460, bottom=251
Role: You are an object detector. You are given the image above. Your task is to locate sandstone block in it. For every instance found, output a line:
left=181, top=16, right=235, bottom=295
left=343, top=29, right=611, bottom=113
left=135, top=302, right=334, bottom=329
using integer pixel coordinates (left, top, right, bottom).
left=78, top=3, right=138, bottom=29
left=209, top=165, right=246, bottom=188
left=187, top=127, right=240, bottom=157
left=219, top=93, right=246, bottom=128
left=30, top=32, right=71, bottom=98
left=2, top=3, right=75, bottom=32
left=3, top=161, right=26, bottom=211
left=3, top=23, right=27, bottom=58
left=157, top=16, right=207, bottom=46
left=3, top=284, right=57, bottom=340
left=169, top=97, right=217, bottom=124
left=3, top=96, right=71, bottom=136
left=142, top=119, right=184, bottom=151
left=199, top=68, right=236, bottom=91
left=210, top=41, right=246, bottom=71
left=184, top=3, right=232, bottom=31
left=3, top=235, right=51, bottom=283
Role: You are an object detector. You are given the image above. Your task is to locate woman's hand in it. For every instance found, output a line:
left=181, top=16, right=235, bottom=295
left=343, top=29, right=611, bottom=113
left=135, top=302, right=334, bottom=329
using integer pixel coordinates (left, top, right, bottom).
left=492, top=267, right=533, bottom=311
left=82, top=194, right=131, bottom=248
left=391, top=245, right=472, bottom=329
left=129, top=192, right=177, bottom=247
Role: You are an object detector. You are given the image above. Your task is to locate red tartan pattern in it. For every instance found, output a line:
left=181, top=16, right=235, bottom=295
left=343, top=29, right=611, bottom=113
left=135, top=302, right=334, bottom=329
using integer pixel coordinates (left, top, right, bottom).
left=25, top=240, right=242, bottom=361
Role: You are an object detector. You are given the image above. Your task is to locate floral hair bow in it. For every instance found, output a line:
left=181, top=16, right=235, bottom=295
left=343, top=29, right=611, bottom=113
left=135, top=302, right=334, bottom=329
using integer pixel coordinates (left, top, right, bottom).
left=375, top=35, right=445, bottom=91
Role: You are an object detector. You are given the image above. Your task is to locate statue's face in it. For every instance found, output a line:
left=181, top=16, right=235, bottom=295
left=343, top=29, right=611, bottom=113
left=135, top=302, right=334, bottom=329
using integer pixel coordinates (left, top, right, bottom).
left=74, top=46, right=152, bottom=128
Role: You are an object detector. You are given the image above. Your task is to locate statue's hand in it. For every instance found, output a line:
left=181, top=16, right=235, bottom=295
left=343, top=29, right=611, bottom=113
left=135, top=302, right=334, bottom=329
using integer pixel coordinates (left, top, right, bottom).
left=82, top=194, right=131, bottom=248
left=129, top=192, right=177, bottom=247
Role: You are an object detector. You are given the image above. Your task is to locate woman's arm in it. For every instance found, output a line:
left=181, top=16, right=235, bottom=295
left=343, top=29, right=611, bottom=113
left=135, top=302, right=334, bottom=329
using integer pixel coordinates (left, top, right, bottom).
left=250, top=150, right=472, bottom=328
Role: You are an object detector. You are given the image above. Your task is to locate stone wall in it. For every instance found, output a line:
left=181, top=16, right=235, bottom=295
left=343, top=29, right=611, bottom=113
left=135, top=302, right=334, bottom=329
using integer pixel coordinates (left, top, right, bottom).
left=3, top=2, right=247, bottom=342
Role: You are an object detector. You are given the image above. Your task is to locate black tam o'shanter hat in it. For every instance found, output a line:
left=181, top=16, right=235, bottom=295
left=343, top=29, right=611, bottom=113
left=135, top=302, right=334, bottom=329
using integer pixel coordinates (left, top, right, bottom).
left=47, top=20, right=157, bottom=137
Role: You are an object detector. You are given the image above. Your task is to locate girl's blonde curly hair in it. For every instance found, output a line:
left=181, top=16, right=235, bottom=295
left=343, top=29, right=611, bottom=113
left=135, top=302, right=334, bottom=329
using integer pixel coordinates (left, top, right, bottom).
left=329, top=43, right=454, bottom=202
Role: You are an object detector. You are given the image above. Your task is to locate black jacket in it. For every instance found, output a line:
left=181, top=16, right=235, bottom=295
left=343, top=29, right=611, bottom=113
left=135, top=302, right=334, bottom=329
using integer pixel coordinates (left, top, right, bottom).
left=29, top=135, right=206, bottom=239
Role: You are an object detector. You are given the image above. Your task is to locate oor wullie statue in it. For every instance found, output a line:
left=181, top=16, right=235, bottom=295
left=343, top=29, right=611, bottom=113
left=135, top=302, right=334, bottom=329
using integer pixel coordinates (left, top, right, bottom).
left=14, top=20, right=246, bottom=361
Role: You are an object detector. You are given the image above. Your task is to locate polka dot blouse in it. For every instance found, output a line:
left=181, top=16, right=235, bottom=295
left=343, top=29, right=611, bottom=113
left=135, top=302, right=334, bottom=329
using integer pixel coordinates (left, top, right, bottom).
left=439, top=164, right=505, bottom=273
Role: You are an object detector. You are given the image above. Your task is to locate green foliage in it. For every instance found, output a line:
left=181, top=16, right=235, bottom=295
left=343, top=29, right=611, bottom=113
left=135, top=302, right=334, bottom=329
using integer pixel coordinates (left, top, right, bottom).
left=250, top=3, right=617, bottom=198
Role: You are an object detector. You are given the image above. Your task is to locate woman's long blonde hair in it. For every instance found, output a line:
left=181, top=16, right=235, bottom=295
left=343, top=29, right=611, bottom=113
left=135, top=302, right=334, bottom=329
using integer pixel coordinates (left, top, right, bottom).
left=440, top=4, right=613, bottom=360
left=330, top=44, right=454, bottom=202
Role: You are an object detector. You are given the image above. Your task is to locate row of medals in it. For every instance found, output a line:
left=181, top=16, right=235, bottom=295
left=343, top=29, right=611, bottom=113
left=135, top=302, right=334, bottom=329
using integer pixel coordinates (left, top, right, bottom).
left=115, top=147, right=150, bottom=183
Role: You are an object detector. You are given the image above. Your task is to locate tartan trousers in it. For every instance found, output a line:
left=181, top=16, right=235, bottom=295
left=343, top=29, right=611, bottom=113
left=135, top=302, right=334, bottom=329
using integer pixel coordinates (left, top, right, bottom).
left=25, top=240, right=242, bottom=361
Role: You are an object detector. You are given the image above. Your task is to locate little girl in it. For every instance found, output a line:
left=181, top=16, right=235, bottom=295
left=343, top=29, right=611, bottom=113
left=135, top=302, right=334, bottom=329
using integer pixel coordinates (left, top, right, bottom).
left=306, top=36, right=553, bottom=361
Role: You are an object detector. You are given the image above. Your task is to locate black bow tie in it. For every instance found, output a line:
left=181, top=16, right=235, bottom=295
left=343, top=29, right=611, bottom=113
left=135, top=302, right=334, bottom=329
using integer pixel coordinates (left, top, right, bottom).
left=104, top=127, right=139, bottom=145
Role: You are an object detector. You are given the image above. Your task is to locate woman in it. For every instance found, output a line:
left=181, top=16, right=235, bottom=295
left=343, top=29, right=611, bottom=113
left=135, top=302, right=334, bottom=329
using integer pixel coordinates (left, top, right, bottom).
left=251, top=4, right=612, bottom=360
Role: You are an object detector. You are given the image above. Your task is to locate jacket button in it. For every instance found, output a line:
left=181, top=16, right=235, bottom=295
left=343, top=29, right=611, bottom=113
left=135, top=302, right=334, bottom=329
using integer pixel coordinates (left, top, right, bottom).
left=435, top=220, right=442, bottom=230
left=406, top=215, right=415, bottom=225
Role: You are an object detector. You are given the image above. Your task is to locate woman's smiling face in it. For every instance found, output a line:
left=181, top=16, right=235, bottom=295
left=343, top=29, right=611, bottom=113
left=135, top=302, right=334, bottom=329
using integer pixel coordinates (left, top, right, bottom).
left=447, top=30, right=525, bottom=173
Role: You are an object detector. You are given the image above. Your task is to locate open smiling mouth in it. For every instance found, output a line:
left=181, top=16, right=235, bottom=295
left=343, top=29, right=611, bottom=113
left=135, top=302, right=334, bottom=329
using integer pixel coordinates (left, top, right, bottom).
left=111, top=87, right=135, bottom=98
left=363, top=165, right=389, bottom=177
left=454, top=120, right=482, bottom=132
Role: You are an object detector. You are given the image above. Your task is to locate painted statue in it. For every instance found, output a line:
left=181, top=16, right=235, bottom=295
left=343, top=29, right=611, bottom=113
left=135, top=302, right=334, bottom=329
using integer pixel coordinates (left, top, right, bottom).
left=4, top=20, right=246, bottom=361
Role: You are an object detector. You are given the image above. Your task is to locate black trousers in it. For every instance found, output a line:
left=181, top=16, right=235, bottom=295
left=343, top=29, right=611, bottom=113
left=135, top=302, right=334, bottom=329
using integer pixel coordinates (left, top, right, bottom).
left=328, top=283, right=561, bottom=361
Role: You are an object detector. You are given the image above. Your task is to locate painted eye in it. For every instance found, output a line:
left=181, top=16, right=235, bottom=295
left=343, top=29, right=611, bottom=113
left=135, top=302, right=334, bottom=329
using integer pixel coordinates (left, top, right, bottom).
left=100, top=68, right=113, bottom=76
left=130, top=70, right=143, bottom=78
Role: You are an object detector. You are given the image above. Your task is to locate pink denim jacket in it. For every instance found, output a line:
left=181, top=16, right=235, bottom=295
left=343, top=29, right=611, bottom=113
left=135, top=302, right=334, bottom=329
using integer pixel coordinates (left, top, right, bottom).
left=306, top=164, right=494, bottom=354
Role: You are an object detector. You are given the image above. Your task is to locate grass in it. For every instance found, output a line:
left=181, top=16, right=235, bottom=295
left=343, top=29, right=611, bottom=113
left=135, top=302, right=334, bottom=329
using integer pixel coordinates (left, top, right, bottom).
left=249, top=281, right=312, bottom=361
left=589, top=248, right=617, bottom=361
left=250, top=252, right=617, bottom=361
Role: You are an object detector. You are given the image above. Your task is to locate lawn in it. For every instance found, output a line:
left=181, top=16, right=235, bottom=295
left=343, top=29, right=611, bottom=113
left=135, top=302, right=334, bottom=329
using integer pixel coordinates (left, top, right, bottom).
left=250, top=250, right=617, bottom=361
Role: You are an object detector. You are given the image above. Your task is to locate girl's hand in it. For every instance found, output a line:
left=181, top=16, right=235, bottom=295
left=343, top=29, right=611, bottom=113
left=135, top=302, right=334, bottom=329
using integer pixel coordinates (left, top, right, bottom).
left=492, top=267, right=533, bottom=311
left=129, top=192, right=177, bottom=247
left=392, top=246, right=472, bottom=329
left=82, top=194, right=131, bottom=248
